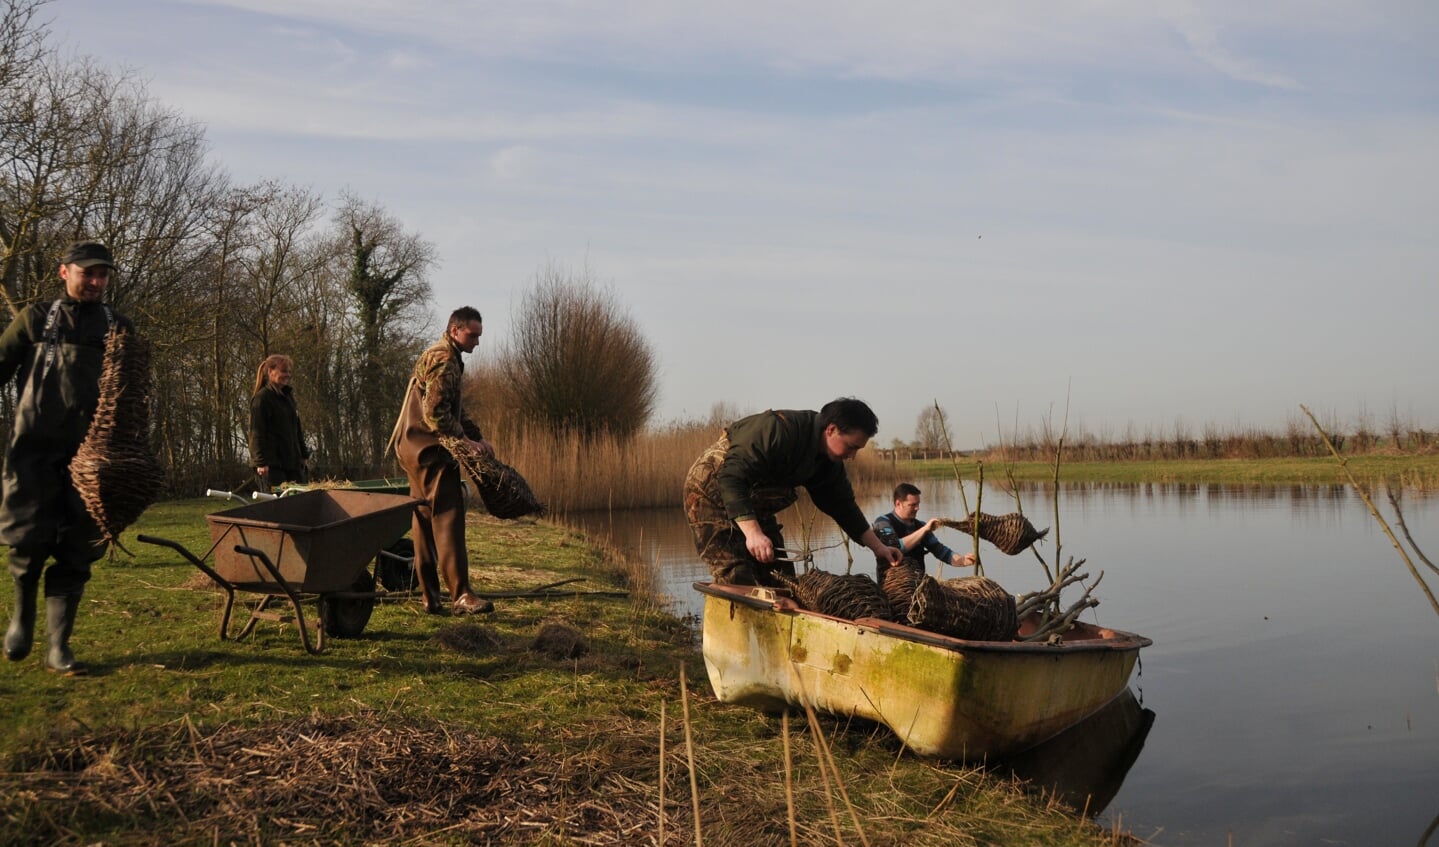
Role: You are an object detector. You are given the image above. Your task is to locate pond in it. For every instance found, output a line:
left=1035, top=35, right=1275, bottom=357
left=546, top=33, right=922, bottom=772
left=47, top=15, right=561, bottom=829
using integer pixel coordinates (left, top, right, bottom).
left=562, top=479, right=1439, bottom=846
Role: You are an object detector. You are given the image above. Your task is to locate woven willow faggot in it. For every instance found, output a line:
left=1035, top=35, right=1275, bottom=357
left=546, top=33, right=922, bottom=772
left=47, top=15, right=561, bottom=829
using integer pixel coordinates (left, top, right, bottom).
left=782, top=570, right=892, bottom=621
left=881, top=565, right=923, bottom=622
left=908, top=574, right=1018, bottom=642
left=438, top=436, right=546, bottom=519
left=71, top=328, right=164, bottom=552
left=939, top=511, right=1050, bottom=555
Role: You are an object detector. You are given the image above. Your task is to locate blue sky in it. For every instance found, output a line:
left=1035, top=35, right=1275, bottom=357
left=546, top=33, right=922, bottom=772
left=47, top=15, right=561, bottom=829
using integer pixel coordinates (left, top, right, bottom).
left=42, top=0, right=1439, bottom=447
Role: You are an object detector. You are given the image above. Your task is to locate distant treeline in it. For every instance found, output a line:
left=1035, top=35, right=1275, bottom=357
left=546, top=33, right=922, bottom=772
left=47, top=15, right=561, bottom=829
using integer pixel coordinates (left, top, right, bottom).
left=960, top=417, right=1434, bottom=463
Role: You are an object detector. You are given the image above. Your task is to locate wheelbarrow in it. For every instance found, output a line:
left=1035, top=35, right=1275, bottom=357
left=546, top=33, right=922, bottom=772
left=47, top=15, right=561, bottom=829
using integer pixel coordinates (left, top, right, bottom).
left=138, top=489, right=422, bottom=654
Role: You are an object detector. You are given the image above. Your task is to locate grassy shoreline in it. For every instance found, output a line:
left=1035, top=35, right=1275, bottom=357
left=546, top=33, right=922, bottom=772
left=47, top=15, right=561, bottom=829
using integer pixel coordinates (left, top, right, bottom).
left=889, top=453, right=1439, bottom=486
left=0, top=498, right=1133, bottom=846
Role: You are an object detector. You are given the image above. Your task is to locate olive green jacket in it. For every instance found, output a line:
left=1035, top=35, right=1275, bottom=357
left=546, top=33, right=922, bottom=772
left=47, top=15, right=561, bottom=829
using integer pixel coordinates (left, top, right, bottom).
left=716, top=409, right=869, bottom=541
left=0, top=296, right=133, bottom=546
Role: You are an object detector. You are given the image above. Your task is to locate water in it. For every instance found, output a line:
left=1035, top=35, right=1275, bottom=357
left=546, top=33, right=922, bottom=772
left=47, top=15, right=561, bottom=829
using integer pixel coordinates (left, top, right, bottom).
left=564, top=481, right=1439, bottom=846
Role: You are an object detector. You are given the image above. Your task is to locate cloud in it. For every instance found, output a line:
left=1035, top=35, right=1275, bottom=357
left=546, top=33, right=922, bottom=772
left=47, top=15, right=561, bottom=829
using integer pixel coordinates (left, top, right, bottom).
left=1160, top=0, right=1301, bottom=89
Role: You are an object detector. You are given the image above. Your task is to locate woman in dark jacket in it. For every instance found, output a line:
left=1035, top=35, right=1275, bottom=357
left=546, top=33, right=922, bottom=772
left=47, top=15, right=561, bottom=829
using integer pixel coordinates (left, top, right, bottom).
left=248, top=354, right=309, bottom=490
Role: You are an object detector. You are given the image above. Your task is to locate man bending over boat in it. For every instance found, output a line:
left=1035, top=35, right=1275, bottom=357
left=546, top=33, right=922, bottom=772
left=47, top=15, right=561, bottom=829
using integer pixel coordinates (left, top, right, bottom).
left=872, top=482, right=977, bottom=585
left=684, top=398, right=902, bottom=594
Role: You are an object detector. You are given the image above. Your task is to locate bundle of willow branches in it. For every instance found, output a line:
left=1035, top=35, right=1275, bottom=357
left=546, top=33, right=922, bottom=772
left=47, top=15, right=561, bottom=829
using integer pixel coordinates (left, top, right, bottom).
left=71, top=328, right=164, bottom=554
left=938, top=511, right=1049, bottom=556
left=783, top=570, right=892, bottom=621
left=439, top=436, right=545, bottom=519
left=908, top=574, right=1018, bottom=642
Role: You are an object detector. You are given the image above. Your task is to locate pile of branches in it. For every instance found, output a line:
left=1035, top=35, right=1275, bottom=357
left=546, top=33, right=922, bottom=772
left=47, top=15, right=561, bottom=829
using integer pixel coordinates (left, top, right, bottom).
left=1015, top=557, right=1103, bottom=643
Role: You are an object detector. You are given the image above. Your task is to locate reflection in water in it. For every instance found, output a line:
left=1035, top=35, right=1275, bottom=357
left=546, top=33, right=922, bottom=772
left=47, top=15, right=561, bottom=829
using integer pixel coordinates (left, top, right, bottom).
left=1000, top=688, right=1155, bottom=817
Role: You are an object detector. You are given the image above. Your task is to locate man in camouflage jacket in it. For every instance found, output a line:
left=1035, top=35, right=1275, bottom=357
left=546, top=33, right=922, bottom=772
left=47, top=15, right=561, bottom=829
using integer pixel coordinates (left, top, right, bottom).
left=392, top=306, right=495, bottom=615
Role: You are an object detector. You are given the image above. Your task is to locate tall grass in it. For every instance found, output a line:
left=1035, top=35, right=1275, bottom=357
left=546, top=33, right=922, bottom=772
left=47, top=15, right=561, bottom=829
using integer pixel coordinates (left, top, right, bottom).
left=499, top=421, right=891, bottom=515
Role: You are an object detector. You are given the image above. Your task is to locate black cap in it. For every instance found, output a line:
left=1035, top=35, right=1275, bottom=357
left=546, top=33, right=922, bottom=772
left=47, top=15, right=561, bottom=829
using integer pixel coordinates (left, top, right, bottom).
left=61, top=240, right=116, bottom=270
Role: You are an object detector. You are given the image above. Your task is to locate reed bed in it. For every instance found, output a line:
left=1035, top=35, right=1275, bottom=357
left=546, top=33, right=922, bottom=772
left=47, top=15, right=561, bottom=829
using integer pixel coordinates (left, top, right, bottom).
left=479, top=415, right=1439, bottom=521
left=496, top=423, right=891, bottom=515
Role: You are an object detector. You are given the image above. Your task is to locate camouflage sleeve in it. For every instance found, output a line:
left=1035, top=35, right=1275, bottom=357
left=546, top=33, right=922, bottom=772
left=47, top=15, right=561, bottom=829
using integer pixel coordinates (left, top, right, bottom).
left=416, top=349, right=470, bottom=440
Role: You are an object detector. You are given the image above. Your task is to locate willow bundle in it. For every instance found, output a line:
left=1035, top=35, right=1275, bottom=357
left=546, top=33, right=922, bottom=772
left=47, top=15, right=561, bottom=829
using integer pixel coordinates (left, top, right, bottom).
left=938, top=512, right=1049, bottom=556
left=881, top=565, right=923, bottom=622
left=907, top=575, right=1018, bottom=641
left=439, top=436, right=546, bottom=519
left=71, top=328, right=164, bottom=554
left=783, top=570, right=892, bottom=621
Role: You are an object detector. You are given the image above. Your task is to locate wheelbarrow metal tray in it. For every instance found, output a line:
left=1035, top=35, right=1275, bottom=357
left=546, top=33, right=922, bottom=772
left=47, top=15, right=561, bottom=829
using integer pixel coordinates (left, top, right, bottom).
left=206, top=490, right=419, bottom=593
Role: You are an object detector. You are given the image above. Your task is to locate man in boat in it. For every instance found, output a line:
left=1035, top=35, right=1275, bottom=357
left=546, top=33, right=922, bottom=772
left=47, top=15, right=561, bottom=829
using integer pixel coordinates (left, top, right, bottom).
left=1, top=241, right=135, bottom=675
left=871, top=482, right=977, bottom=585
left=391, top=306, right=496, bottom=616
left=684, top=397, right=902, bottom=591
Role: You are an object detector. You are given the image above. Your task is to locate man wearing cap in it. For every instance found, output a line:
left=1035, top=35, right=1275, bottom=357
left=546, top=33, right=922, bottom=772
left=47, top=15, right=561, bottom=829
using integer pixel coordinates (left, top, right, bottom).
left=683, top=397, right=902, bottom=591
left=0, top=240, right=134, bottom=675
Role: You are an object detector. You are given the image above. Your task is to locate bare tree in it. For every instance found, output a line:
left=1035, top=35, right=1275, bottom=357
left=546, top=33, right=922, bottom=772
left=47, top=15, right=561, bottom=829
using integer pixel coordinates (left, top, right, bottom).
left=915, top=405, right=951, bottom=451
left=0, top=12, right=447, bottom=490
left=498, top=263, right=658, bottom=441
left=333, top=192, right=435, bottom=467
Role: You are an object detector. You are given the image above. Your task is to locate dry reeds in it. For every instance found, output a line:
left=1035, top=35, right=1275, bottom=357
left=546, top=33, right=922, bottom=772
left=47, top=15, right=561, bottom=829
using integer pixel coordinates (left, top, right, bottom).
left=2, top=704, right=1140, bottom=847
left=467, top=419, right=893, bottom=517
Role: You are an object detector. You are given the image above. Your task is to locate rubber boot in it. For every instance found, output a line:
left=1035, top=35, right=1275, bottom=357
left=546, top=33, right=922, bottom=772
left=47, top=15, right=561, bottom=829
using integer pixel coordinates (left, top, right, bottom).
left=44, top=593, right=86, bottom=675
left=4, top=576, right=38, bottom=661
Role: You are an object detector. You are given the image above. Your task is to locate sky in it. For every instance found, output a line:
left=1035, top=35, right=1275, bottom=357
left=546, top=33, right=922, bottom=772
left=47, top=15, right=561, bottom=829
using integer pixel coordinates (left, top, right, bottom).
left=39, top=0, right=1439, bottom=448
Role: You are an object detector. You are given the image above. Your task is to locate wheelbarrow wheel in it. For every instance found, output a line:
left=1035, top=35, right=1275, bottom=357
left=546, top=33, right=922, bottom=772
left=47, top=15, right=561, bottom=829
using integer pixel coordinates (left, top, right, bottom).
left=375, top=537, right=416, bottom=592
left=324, top=571, right=376, bottom=638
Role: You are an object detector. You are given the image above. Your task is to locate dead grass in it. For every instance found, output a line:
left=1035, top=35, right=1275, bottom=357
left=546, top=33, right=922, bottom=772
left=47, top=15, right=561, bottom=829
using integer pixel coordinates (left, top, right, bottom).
left=1, top=708, right=1140, bottom=847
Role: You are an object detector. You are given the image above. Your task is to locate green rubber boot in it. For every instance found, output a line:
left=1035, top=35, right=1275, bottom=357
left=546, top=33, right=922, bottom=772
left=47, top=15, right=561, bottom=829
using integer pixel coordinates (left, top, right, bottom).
left=44, top=593, right=86, bottom=676
left=4, top=577, right=38, bottom=661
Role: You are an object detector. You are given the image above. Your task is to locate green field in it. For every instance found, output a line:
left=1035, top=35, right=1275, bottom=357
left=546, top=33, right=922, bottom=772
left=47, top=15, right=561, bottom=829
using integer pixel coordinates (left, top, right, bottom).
left=897, top=454, right=1439, bottom=487
left=0, top=498, right=1131, bottom=846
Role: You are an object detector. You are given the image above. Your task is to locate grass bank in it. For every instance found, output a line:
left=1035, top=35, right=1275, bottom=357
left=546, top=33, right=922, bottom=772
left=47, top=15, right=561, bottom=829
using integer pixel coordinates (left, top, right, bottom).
left=0, top=498, right=1133, bottom=846
left=894, top=454, right=1439, bottom=487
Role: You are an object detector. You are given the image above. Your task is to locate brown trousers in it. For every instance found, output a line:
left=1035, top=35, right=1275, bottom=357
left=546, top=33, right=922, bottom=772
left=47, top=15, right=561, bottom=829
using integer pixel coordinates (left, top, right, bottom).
left=683, top=436, right=797, bottom=587
left=406, top=450, right=473, bottom=606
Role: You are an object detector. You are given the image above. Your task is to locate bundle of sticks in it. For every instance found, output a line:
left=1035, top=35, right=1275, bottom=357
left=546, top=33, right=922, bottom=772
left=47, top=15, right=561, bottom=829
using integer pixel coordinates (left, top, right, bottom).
left=783, top=570, right=892, bottom=621
left=938, top=511, right=1049, bottom=555
left=439, top=436, right=546, bottom=519
left=71, top=328, right=164, bottom=554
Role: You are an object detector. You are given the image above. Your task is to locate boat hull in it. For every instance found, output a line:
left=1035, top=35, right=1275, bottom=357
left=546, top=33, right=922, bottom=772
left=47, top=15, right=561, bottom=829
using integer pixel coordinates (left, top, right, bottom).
left=696, top=581, right=1151, bottom=761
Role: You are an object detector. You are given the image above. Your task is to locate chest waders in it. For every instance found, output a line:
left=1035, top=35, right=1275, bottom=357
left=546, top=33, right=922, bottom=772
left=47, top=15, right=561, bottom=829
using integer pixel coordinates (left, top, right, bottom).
left=3, top=300, right=113, bottom=674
